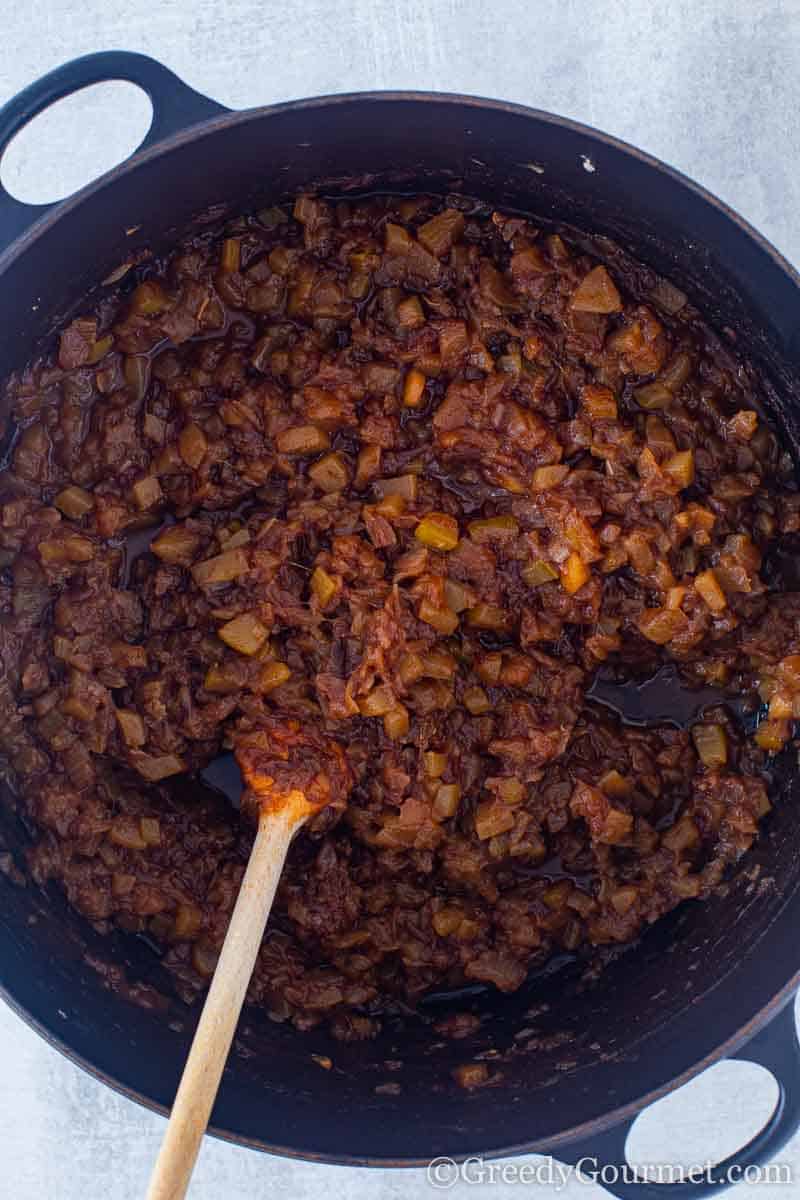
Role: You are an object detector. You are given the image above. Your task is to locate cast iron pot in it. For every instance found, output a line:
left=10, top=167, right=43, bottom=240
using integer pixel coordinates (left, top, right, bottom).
left=0, top=51, right=799, bottom=1200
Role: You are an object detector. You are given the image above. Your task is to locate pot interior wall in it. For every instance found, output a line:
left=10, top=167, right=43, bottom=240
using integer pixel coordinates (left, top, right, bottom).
left=0, top=96, right=799, bottom=1162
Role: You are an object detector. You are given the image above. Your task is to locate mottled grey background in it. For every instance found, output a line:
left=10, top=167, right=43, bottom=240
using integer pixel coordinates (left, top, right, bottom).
left=0, top=1, right=799, bottom=1196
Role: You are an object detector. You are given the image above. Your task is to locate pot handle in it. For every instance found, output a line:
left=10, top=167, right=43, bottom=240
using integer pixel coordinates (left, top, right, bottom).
left=554, top=998, right=800, bottom=1199
left=0, top=50, right=229, bottom=250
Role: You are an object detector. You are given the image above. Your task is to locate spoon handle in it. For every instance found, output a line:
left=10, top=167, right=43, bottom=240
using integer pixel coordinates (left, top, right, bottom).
left=145, top=804, right=302, bottom=1200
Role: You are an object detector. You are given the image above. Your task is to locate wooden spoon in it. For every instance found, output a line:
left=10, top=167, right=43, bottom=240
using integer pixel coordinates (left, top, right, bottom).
left=145, top=722, right=351, bottom=1200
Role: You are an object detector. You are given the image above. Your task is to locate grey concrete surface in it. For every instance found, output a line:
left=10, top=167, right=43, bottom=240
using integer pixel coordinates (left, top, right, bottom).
left=0, top=1, right=799, bottom=1196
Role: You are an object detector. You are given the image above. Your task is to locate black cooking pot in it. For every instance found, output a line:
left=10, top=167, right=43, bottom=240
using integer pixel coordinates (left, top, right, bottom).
left=0, top=51, right=799, bottom=1199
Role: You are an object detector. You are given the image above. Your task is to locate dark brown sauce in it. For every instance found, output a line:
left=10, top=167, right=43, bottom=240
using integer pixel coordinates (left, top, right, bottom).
left=198, top=752, right=242, bottom=808
left=115, top=516, right=173, bottom=588
left=519, top=853, right=594, bottom=890
left=587, top=664, right=726, bottom=729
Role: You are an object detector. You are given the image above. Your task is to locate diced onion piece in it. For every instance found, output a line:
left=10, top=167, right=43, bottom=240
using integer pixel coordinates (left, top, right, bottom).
left=634, top=381, right=672, bottom=410
left=398, top=651, right=426, bottom=686
left=495, top=777, right=524, bottom=805
left=418, top=599, right=459, bottom=637
left=570, top=265, right=622, bottom=313
left=466, top=602, right=509, bottom=631
left=422, top=648, right=457, bottom=679
left=304, top=389, right=350, bottom=429
left=110, top=817, right=148, bottom=850
left=220, top=527, right=250, bottom=550
left=61, top=696, right=94, bottom=722
left=309, top=451, right=350, bottom=493
left=55, top=485, right=95, bottom=519
left=754, top=719, right=789, bottom=753
left=130, top=280, right=170, bottom=316
left=476, top=653, right=502, bottom=685
left=659, top=351, right=693, bottom=392
left=479, top=261, right=520, bottom=310
left=375, top=474, right=418, bottom=501
left=523, top=334, right=544, bottom=360
left=467, top=515, right=519, bottom=541
left=417, top=209, right=465, bottom=257
left=39, top=536, right=94, bottom=564
left=463, top=686, right=491, bottom=715
left=178, top=423, right=208, bottom=469
left=143, top=413, right=165, bottom=447
left=500, top=655, right=533, bottom=687
left=661, top=814, right=701, bottom=853
left=625, top=530, right=654, bottom=573
left=439, top=321, right=469, bottom=364
left=275, top=425, right=331, bottom=455
left=637, top=606, right=688, bottom=644
left=259, top=662, right=291, bottom=693
left=385, top=222, right=413, bottom=253
left=522, top=559, right=559, bottom=587
left=531, top=464, right=569, bottom=490
left=111, top=642, right=148, bottom=670
left=395, top=295, right=425, bottom=329
left=403, top=367, right=427, bottom=408
left=666, top=585, right=687, bottom=610
left=348, top=272, right=370, bottom=300
left=601, top=807, right=633, bottom=844
left=778, top=654, right=800, bottom=688
left=86, top=334, right=114, bottom=364
left=433, top=906, right=465, bottom=937
left=694, top=568, right=727, bottom=613
left=433, top=783, right=461, bottom=819
left=140, top=816, right=161, bottom=846
left=370, top=493, right=405, bottom=520
left=415, top=512, right=459, bottom=551
left=131, top=475, right=163, bottom=511
left=203, top=666, right=241, bottom=694
left=359, top=684, right=395, bottom=717
left=444, top=578, right=475, bottom=613
left=423, top=751, right=448, bottom=778
left=124, top=355, right=150, bottom=401
left=192, top=547, right=249, bottom=585
left=663, top=449, right=694, bottom=489
left=220, top=237, right=241, bottom=274
left=132, top=753, right=186, bottom=782
left=218, top=612, right=269, bottom=656
left=728, top=410, right=758, bottom=441
left=418, top=599, right=459, bottom=634
left=581, top=385, right=618, bottom=420
left=560, top=552, right=590, bottom=595
left=115, top=708, right=146, bottom=746
left=768, top=691, right=793, bottom=719
left=650, top=278, right=687, bottom=315
left=598, top=769, right=632, bottom=797
left=383, top=706, right=410, bottom=740
left=692, top=723, right=728, bottom=767
left=645, top=415, right=677, bottom=455
left=475, top=800, right=514, bottom=840
left=151, top=525, right=201, bottom=564
left=192, top=942, right=219, bottom=978
left=259, top=205, right=287, bottom=228
left=173, top=902, right=203, bottom=941
left=675, top=503, right=716, bottom=537
left=311, top=566, right=339, bottom=608
left=610, top=886, right=638, bottom=915
left=354, top=444, right=382, bottom=488
left=543, top=880, right=571, bottom=909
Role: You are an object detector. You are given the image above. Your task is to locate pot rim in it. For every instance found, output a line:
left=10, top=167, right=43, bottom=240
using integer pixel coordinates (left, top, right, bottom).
left=2, top=86, right=799, bottom=297
left=1, top=972, right=796, bottom=1166
left=1, top=83, right=799, bottom=1166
